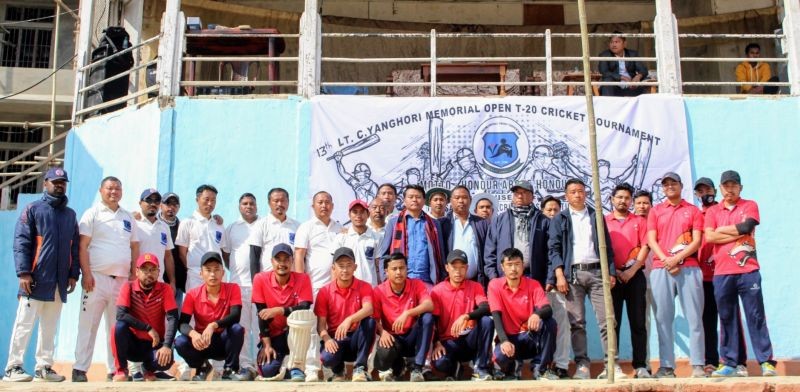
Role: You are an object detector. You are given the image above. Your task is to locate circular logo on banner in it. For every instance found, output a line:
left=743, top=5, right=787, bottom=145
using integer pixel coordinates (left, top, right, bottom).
left=473, top=116, right=529, bottom=178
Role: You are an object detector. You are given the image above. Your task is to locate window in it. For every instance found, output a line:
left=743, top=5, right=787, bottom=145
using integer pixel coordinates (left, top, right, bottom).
left=0, top=148, right=40, bottom=204
left=0, top=5, right=55, bottom=68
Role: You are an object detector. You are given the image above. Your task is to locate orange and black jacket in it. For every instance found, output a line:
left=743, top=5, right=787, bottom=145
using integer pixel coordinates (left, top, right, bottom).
left=14, top=193, right=80, bottom=302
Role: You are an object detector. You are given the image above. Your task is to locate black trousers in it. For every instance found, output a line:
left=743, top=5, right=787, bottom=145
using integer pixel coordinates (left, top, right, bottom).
left=611, top=269, right=647, bottom=369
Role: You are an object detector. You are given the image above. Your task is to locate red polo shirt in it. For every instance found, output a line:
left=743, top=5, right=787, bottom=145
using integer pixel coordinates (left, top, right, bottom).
left=605, top=213, right=648, bottom=270
left=314, top=278, right=373, bottom=335
left=704, top=198, right=760, bottom=276
left=182, top=282, right=241, bottom=332
left=697, top=206, right=718, bottom=282
left=487, top=276, right=549, bottom=336
left=373, top=278, right=430, bottom=335
left=431, top=279, right=487, bottom=341
left=646, top=199, right=704, bottom=269
left=252, top=271, right=313, bottom=337
left=117, top=280, right=177, bottom=341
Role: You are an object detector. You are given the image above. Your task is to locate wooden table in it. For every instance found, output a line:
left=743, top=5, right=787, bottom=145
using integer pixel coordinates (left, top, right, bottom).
left=562, top=72, right=602, bottom=96
left=184, top=28, right=286, bottom=95
left=421, top=62, right=508, bottom=96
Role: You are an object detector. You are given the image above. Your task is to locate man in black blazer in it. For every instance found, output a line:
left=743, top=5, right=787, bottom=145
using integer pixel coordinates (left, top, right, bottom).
left=438, top=186, right=489, bottom=287
left=598, top=31, right=649, bottom=97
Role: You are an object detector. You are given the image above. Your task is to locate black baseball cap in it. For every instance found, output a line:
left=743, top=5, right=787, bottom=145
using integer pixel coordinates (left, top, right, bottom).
left=332, top=247, right=355, bottom=263
left=200, top=251, right=223, bottom=266
left=272, top=243, right=293, bottom=258
left=44, top=167, right=68, bottom=182
left=720, top=170, right=741, bottom=185
left=446, top=249, right=469, bottom=264
left=693, top=177, right=714, bottom=191
left=661, top=172, right=682, bottom=184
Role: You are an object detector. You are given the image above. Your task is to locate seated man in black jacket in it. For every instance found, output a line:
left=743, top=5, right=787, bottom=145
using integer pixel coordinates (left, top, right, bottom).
left=174, top=252, right=244, bottom=381
left=598, top=31, right=649, bottom=97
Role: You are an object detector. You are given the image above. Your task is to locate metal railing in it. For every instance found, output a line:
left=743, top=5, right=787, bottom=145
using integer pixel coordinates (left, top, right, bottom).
left=0, top=131, right=69, bottom=209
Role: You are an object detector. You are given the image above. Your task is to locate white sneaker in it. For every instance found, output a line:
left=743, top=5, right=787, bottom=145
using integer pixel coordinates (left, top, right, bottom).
left=573, top=364, right=590, bottom=380
left=4, top=366, right=32, bottom=382
left=176, top=362, right=192, bottom=381
left=305, top=370, right=320, bottom=382
left=615, top=365, right=628, bottom=379
left=378, top=369, right=395, bottom=382
left=691, top=365, right=706, bottom=378
left=736, top=365, right=749, bottom=377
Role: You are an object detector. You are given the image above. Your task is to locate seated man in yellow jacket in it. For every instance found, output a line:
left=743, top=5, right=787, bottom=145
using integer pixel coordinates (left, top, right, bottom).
left=735, top=43, right=778, bottom=94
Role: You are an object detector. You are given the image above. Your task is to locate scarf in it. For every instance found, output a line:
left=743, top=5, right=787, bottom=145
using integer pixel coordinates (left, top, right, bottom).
left=510, top=204, right=537, bottom=242
left=389, top=209, right=443, bottom=280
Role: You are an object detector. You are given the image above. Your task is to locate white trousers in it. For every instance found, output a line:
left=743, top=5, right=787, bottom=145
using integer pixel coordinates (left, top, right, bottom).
left=6, top=291, right=63, bottom=370
left=74, top=272, right=126, bottom=372
left=547, top=290, right=572, bottom=370
left=238, top=287, right=259, bottom=371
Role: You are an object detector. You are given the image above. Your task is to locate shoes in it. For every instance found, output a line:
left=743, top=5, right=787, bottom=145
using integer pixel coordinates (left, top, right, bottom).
left=176, top=363, right=192, bottom=381
left=691, top=365, right=706, bottom=378
left=471, top=369, right=492, bottom=381
left=573, top=364, right=590, bottom=380
left=736, top=364, right=749, bottom=377
left=230, top=367, right=255, bottom=381
left=409, top=367, right=425, bottom=382
left=220, top=368, right=234, bottom=381
left=351, top=366, right=368, bottom=382
left=597, top=364, right=627, bottom=379
left=711, top=365, right=737, bottom=378
left=378, top=369, right=395, bottom=382
left=540, top=368, right=560, bottom=380
left=71, top=369, right=87, bottom=382
left=422, top=368, right=440, bottom=381
left=761, top=362, right=777, bottom=377
left=192, top=362, right=212, bottom=381
left=33, top=366, right=65, bottom=382
left=112, top=369, right=130, bottom=382
left=3, top=366, right=32, bottom=382
left=704, top=364, right=716, bottom=377
left=634, top=367, right=652, bottom=378
left=654, top=367, right=676, bottom=378
left=153, top=370, right=176, bottom=381
left=305, top=370, right=320, bottom=382
left=142, top=371, right=157, bottom=382
left=555, top=367, right=570, bottom=379
left=132, top=371, right=144, bottom=382
left=289, top=368, right=305, bottom=382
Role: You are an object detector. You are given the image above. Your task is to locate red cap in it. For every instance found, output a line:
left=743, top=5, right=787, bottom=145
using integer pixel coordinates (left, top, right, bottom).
left=136, top=253, right=160, bottom=268
left=348, top=199, right=369, bottom=211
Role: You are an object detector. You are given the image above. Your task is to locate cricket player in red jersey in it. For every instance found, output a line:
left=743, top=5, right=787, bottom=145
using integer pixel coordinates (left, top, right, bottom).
left=111, top=253, right=178, bottom=382
left=489, top=248, right=556, bottom=380
left=430, top=249, right=493, bottom=381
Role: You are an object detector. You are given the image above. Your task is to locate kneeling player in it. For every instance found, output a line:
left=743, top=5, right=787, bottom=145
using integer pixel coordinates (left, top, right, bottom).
left=174, top=252, right=244, bottom=380
left=316, top=247, right=376, bottom=381
left=373, top=252, right=435, bottom=382
left=251, top=244, right=313, bottom=381
left=489, top=248, right=556, bottom=380
left=112, top=253, right=178, bottom=381
left=431, top=249, right=493, bottom=381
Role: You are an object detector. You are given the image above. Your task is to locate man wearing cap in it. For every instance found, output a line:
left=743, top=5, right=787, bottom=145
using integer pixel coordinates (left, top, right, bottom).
left=175, top=252, right=244, bottom=381
left=438, top=185, right=489, bottom=287
left=548, top=178, right=616, bottom=380
left=471, top=193, right=496, bottom=221
left=605, top=183, right=650, bottom=379
left=222, top=193, right=260, bottom=380
left=73, top=176, right=140, bottom=382
left=315, top=247, right=376, bottom=381
left=646, top=172, right=704, bottom=378
left=489, top=248, right=556, bottom=380
left=426, top=188, right=450, bottom=220
left=251, top=244, right=313, bottom=381
left=176, top=184, right=229, bottom=293
left=135, top=189, right=176, bottom=288
left=373, top=252, right=435, bottom=382
left=248, top=188, right=300, bottom=273
left=333, top=200, right=382, bottom=286
left=294, top=191, right=342, bottom=381
left=111, top=253, right=178, bottom=381
left=5, top=168, right=78, bottom=382
left=366, top=198, right=388, bottom=238
left=706, top=171, right=777, bottom=377
left=380, top=184, right=446, bottom=287
left=430, top=249, right=493, bottom=381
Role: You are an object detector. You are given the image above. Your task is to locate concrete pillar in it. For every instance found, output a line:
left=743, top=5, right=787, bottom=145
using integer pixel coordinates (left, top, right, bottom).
left=653, top=0, right=682, bottom=94
left=298, top=0, right=321, bottom=98
left=782, top=0, right=800, bottom=95
left=157, top=0, right=183, bottom=99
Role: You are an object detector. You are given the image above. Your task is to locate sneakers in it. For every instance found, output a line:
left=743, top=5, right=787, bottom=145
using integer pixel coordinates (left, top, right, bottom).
left=704, top=364, right=716, bottom=377
left=230, top=367, right=255, bottom=381
left=305, top=370, right=320, bottom=382
left=634, top=367, right=652, bottom=378
left=761, top=362, right=777, bottom=377
left=540, top=368, right=560, bottom=380
left=691, top=365, right=706, bottom=378
left=597, top=364, right=627, bottom=379
left=289, top=368, right=305, bottom=382
left=654, top=367, right=676, bottom=378
left=71, top=369, right=87, bottom=382
left=736, top=365, right=749, bottom=377
left=573, top=364, right=590, bottom=380
left=142, top=371, right=157, bottom=382
left=378, top=369, right=395, bottom=382
left=154, top=371, right=176, bottom=381
left=409, top=367, right=425, bottom=382
left=4, top=366, right=32, bottom=382
left=112, top=369, right=130, bottom=382
left=472, top=369, right=492, bottom=381
left=131, top=371, right=144, bottom=382
left=711, top=365, right=737, bottom=378
left=220, top=368, right=234, bottom=381
left=33, top=366, right=65, bottom=382
left=555, top=367, right=570, bottom=379
left=192, top=362, right=212, bottom=381
left=351, top=366, right=368, bottom=382
left=176, top=363, right=192, bottom=381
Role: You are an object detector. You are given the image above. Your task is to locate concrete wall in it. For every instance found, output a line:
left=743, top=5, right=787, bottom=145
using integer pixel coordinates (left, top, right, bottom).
left=1, top=95, right=797, bottom=371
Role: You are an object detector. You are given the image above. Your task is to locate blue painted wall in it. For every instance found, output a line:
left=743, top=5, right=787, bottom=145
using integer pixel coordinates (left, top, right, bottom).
left=1, top=95, right=797, bottom=371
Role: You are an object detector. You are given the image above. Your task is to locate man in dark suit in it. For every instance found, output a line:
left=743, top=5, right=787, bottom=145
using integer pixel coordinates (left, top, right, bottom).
left=598, top=31, right=649, bottom=97
left=437, top=186, right=489, bottom=287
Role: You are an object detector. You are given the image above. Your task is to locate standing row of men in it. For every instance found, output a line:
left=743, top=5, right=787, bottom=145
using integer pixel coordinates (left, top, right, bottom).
left=5, top=167, right=775, bottom=382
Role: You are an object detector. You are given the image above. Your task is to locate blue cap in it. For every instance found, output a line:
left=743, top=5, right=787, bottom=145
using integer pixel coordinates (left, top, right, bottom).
left=44, top=167, right=68, bottom=182
left=272, top=243, right=293, bottom=258
left=140, top=188, right=161, bottom=201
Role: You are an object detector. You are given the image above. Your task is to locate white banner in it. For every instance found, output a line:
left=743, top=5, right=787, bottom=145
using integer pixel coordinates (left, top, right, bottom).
left=310, top=95, right=691, bottom=223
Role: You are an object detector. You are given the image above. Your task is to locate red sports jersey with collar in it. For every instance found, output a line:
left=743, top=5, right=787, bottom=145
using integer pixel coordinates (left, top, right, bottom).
left=704, top=198, right=760, bottom=276
left=117, top=280, right=177, bottom=341
left=314, top=278, right=373, bottom=335
left=251, top=271, right=313, bottom=337
left=431, top=279, right=488, bottom=341
left=487, top=276, right=549, bottom=336
left=605, top=213, right=647, bottom=269
left=373, top=278, right=430, bottom=335
left=646, top=199, right=703, bottom=269
left=697, top=207, right=717, bottom=281
left=182, top=282, right=241, bottom=332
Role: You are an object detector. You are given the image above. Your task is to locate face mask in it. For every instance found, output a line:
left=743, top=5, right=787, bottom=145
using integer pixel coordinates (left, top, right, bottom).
left=701, top=194, right=715, bottom=206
